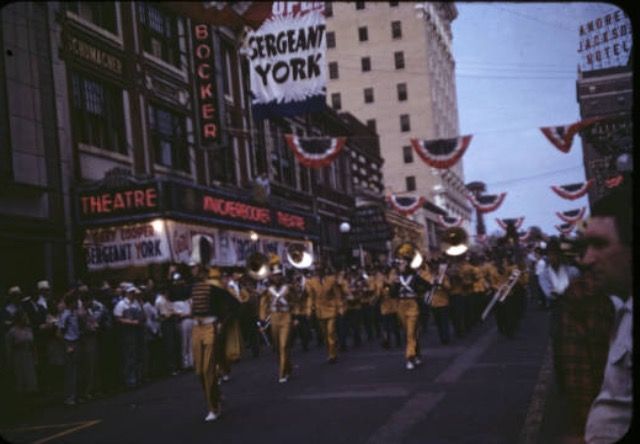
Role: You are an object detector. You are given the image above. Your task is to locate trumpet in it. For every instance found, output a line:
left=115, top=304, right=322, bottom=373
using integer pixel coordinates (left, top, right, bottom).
left=424, top=262, right=448, bottom=306
left=481, top=268, right=521, bottom=321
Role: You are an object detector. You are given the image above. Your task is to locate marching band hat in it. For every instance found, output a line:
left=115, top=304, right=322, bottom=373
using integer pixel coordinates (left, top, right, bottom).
left=208, top=267, right=222, bottom=279
left=37, top=280, right=50, bottom=290
left=125, top=284, right=140, bottom=294
left=9, top=286, right=22, bottom=295
left=271, top=264, right=284, bottom=275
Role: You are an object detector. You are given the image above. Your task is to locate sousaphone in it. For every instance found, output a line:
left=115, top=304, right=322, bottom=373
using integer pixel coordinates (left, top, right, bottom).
left=441, top=227, right=469, bottom=257
left=286, top=243, right=313, bottom=269
left=246, top=252, right=271, bottom=280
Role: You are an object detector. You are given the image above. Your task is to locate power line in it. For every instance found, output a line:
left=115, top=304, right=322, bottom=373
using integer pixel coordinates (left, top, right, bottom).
left=479, top=164, right=585, bottom=187
left=488, top=5, right=578, bottom=33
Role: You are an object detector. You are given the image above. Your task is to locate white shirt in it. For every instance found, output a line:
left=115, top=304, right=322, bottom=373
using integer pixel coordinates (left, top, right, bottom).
left=538, top=263, right=579, bottom=300
left=535, top=258, right=547, bottom=277
left=172, top=299, right=192, bottom=317
left=585, top=295, right=633, bottom=443
left=154, top=293, right=174, bottom=318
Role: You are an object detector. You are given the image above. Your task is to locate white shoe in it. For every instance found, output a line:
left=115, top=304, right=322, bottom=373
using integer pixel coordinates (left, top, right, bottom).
left=204, top=411, right=218, bottom=422
left=414, top=357, right=422, bottom=366
left=222, top=374, right=230, bottom=382
left=278, top=377, right=288, bottom=383
left=406, top=361, right=415, bottom=370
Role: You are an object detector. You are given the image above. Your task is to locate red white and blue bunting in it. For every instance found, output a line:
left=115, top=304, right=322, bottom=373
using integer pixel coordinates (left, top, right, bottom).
left=496, top=217, right=524, bottom=231
left=410, top=135, right=473, bottom=169
left=550, top=180, right=593, bottom=200
left=555, top=222, right=576, bottom=235
left=519, top=229, right=532, bottom=243
left=556, top=207, right=586, bottom=224
left=605, top=175, right=624, bottom=189
left=438, top=214, right=464, bottom=228
left=284, top=135, right=346, bottom=168
left=467, top=192, right=507, bottom=214
left=540, top=117, right=601, bottom=153
left=387, top=194, right=425, bottom=216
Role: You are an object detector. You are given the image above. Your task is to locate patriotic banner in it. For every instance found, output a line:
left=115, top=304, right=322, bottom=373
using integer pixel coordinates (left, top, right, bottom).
left=387, top=195, right=425, bottom=216
left=467, top=192, right=507, bottom=213
left=496, top=217, right=524, bottom=231
left=410, top=135, right=472, bottom=169
left=246, top=2, right=327, bottom=120
left=555, top=222, right=576, bottom=235
left=551, top=180, right=593, bottom=200
left=438, top=214, right=464, bottom=228
left=556, top=207, right=586, bottom=224
left=605, top=175, right=624, bottom=189
left=165, top=2, right=273, bottom=30
left=284, top=135, right=346, bottom=168
left=540, top=117, right=601, bottom=153
left=519, top=229, right=532, bottom=243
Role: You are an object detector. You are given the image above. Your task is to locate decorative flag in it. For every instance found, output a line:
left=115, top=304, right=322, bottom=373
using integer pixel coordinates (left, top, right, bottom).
left=467, top=192, right=507, bottom=213
left=551, top=180, right=593, bottom=200
left=410, top=136, right=472, bottom=169
left=496, top=217, right=524, bottom=231
left=540, top=117, right=601, bottom=153
left=519, top=229, right=532, bottom=243
left=387, top=195, right=425, bottom=216
left=246, top=3, right=327, bottom=120
left=284, top=135, right=346, bottom=168
left=165, top=2, right=273, bottom=30
left=556, top=207, right=586, bottom=224
left=555, top=222, right=575, bottom=235
left=605, top=175, right=624, bottom=189
left=438, top=214, right=464, bottom=228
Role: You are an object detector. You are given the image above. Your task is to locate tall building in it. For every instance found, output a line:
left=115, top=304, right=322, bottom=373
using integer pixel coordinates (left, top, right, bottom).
left=325, top=1, right=471, bottom=253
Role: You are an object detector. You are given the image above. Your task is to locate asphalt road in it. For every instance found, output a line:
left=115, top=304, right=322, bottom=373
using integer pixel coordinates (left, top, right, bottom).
left=1, top=307, right=552, bottom=444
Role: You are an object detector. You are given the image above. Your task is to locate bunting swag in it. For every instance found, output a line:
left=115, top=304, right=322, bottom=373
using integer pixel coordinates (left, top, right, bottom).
left=284, top=135, right=346, bottom=168
left=605, top=175, right=624, bottom=189
left=556, top=207, right=586, bottom=224
left=410, top=135, right=472, bottom=169
left=550, top=180, right=593, bottom=200
left=540, top=117, right=601, bottom=153
left=466, top=192, right=507, bottom=214
left=496, top=217, right=524, bottom=231
left=438, top=214, right=463, bottom=228
left=555, top=222, right=575, bottom=235
left=387, top=195, right=425, bottom=216
left=246, top=2, right=327, bottom=120
left=519, top=229, right=532, bottom=243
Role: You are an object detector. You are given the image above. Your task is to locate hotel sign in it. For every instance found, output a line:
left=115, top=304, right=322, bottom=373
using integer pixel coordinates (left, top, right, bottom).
left=578, top=8, right=631, bottom=72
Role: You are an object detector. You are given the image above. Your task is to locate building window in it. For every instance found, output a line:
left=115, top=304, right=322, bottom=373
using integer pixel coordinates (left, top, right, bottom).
left=394, top=51, right=405, bottom=69
left=361, top=57, right=371, bottom=72
left=356, top=1, right=365, bottom=10
left=221, top=43, right=234, bottom=99
left=327, top=31, right=336, bottom=49
left=148, top=103, right=189, bottom=171
left=325, top=2, right=333, bottom=17
left=329, top=62, right=339, bottom=79
left=400, top=114, right=410, bottom=132
left=366, top=119, right=377, bottom=133
left=331, top=93, right=342, bottom=110
left=358, top=26, right=368, bottom=42
left=406, top=176, right=416, bottom=191
left=364, top=87, right=374, bottom=103
left=66, top=2, right=117, bottom=34
left=391, top=21, right=402, bottom=39
left=138, top=3, right=180, bottom=67
left=397, top=83, right=407, bottom=101
left=70, top=71, right=125, bottom=154
left=403, top=145, right=413, bottom=163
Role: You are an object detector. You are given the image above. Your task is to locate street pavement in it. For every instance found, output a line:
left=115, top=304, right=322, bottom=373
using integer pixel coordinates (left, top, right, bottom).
left=1, top=306, right=558, bottom=444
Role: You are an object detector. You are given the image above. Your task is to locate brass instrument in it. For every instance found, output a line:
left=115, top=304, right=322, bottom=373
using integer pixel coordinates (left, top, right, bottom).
left=286, top=243, right=314, bottom=269
left=481, top=268, right=521, bottom=321
left=441, top=227, right=469, bottom=257
left=424, top=262, right=448, bottom=306
left=247, top=252, right=271, bottom=280
left=393, top=242, right=424, bottom=270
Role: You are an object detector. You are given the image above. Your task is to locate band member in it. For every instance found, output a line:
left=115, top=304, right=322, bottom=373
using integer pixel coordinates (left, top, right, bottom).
left=258, top=261, right=293, bottom=383
left=191, top=266, right=238, bottom=422
left=429, top=260, right=452, bottom=345
left=290, top=270, right=312, bottom=352
left=417, top=261, right=435, bottom=337
left=307, top=264, right=347, bottom=364
left=237, top=273, right=261, bottom=357
left=219, top=269, right=245, bottom=381
left=379, top=267, right=401, bottom=349
left=390, top=249, right=431, bottom=370
left=361, top=268, right=378, bottom=342
left=447, top=257, right=466, bottom=338
left=343, top=268, right=364, bottom=349
left=335, top=269, right=349, bottom=352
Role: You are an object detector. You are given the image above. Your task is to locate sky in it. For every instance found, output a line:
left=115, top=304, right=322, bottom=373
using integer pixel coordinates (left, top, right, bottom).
left=451, top=2, right=620, bottom=236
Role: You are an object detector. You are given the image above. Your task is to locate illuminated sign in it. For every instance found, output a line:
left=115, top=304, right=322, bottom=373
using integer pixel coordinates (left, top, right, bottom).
left=79, top=186, right=159, bottom=219
left=578, top=8, right=631, bottom=72
left=192, top=23, right=220, bottom=144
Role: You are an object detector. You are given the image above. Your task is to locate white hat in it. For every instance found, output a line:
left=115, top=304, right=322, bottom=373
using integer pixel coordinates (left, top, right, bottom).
left=37, top=280, right=50, bottom=290
left=271, top=265, right=283, bottom=275
left=9, top=286, right=21, bottom=295
left=125, top=285, right=140, bottom=294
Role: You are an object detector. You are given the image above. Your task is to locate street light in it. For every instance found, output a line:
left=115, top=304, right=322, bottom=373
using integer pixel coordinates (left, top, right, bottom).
left=250, top=231, right=259, bottom=242
left=339, top=222, right=351, bottom=233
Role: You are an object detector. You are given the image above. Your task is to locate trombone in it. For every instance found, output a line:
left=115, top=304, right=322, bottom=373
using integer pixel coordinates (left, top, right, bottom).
left=481, top=268, right=521, bottom=321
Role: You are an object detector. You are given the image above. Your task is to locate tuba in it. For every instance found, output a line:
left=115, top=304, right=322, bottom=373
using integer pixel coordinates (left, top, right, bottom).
left=286, top=243, right=314, bottom=269
left=393, top=242, right=423, bottom=270
left=246, top=252, right=271, bottom=280
left=441, top=227, right=469, bottom=257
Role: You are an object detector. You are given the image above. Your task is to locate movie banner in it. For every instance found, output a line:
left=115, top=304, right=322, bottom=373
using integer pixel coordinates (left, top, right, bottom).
left=246, top=1, right=327, bottom=120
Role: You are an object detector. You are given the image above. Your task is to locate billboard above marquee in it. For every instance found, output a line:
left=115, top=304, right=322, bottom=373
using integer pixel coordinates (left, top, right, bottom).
left=578, top=8, right=631, bottom=72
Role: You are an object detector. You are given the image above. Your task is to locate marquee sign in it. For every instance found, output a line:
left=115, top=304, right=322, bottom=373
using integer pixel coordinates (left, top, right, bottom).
left=78, top=184, right=160, bottom=221
left=578, top=8, right=631, bottom=72
left=192, top=23, right=221, bottom=145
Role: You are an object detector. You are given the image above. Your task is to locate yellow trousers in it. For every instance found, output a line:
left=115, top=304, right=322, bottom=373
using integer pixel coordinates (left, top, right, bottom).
left=397, top=299, right=420, bottom=360
left=192, top=322, right=221, bottom=413
left=270, top=312, right=292, bottom=379
left=318, top=317, right=338, bottom=360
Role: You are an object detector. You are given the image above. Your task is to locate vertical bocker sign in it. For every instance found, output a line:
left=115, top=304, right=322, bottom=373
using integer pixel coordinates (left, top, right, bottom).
left=193, top=23, right=220, bottom=144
